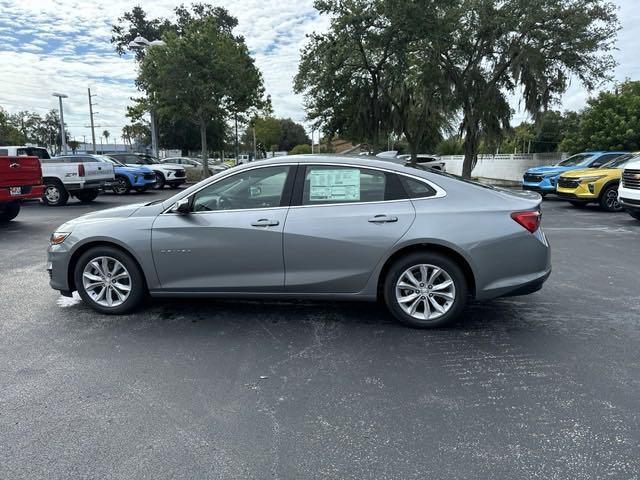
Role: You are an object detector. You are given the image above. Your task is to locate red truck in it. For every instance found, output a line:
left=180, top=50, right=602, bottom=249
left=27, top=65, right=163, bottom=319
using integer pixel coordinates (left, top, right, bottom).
left=0, top=156, right=45, bottom=222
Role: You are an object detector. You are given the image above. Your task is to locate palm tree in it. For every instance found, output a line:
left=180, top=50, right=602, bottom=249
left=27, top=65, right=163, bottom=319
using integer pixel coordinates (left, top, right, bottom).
left=103, top=130, right=110, bottom=146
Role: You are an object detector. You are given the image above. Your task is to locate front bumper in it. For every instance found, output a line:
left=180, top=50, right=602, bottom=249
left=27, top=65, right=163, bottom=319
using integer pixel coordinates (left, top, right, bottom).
left=619, top=184, right=640, bottom=211
left=47, top=243, right=73, bottom=293
left=522, top=182, right=556, bottom=193
left=556, top=182, right=599, bottom=202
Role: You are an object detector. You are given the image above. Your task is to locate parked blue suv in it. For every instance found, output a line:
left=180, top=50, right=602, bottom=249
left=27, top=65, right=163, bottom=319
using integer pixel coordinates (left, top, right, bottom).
left=522, top=151, right=628, bottom=195
left=94, top=155, right=157, bottom=194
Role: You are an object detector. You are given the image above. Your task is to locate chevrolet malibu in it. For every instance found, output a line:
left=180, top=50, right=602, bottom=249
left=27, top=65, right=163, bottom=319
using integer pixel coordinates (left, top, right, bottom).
left=47, top=156, right=551, bottom=328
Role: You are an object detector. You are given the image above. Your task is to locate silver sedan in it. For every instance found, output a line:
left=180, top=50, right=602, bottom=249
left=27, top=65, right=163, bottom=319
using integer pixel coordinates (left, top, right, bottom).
left=47, top=156, right=551, bottom=328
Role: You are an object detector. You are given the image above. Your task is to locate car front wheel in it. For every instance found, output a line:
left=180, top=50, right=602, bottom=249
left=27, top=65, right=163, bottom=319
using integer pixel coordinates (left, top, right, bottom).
left=74, top=246, right=145, bottom=314
left=599, top=185, right=622, bottom=212
left=152, top=173, right=165, bottom=190
left=383, top=252, right=468, bottom=328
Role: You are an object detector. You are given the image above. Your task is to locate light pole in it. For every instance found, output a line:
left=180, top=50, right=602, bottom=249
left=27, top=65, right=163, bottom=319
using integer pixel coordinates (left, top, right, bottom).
left=128, top=36, right=165, bottom=159
left=52, top=92, right=68, bottom=155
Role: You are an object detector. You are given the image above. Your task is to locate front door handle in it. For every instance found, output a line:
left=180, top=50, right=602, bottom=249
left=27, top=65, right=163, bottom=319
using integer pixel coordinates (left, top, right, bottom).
left=251, top=218, right=280, bottom=227
left=368, top=215, right=398, bottom=224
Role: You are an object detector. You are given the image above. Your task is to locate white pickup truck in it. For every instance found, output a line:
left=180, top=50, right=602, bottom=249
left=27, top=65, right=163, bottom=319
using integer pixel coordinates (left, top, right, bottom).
left=0, top=146, right=115, bottom=206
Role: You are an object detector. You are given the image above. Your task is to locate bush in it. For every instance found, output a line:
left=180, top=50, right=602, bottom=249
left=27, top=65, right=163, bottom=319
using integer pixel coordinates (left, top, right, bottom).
left=289, top=144, right=312, bottom=155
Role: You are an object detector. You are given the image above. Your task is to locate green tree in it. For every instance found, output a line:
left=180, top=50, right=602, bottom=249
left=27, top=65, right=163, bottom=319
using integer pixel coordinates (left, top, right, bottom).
left=0, top=108, right=26, bottom=145
left=414, top=0, right=618, bottom=176
left=560, top=80, right=640, bottom=153
left=294, top=0, right=397, bottom=152
left=278, top=118, right=310, bottom=151
left=138, top=6, right=265, bottom=177
left=68, top=140, right=80, bottom=153
left=252, top=117, right=282, bottom=154
left=102, top=130, right=110, bottom=143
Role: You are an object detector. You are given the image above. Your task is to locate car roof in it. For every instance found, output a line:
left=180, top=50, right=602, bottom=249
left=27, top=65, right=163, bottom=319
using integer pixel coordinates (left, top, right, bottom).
left=239, top=154, right=430, bottom=176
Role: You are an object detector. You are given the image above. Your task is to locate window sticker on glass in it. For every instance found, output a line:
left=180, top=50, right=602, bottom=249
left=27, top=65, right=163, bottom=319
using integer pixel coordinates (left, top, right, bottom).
left=309, top=168, right=361, bottom=202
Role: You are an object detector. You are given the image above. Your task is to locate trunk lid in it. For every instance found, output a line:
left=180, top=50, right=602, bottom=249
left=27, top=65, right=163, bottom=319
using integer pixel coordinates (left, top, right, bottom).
left=0, top=156, right=42, bottom=187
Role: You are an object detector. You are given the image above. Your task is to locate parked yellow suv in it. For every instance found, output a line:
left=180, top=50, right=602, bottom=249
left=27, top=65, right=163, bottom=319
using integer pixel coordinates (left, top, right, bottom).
left=557, top=153, right=639, bottom=211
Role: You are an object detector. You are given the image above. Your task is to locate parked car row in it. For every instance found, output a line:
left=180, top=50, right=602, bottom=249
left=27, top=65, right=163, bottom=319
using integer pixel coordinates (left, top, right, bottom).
left=0, top=146, right=188, bottom=215
left=523, top=151, right=640, bottom=221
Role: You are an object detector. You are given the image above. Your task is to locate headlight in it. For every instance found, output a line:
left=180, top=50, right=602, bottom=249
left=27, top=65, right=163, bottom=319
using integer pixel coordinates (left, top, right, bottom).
left=578, top=175, right=606, bottom=183
left=50, top=232, right=70, bottom=245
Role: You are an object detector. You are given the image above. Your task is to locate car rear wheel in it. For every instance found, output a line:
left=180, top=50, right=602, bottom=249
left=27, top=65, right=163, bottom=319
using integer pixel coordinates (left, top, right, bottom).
left=74, top=246, right=146, bottom=314
left=152, top=173, right=165, bottom=190
left=112, top=176, right=131, bottom=195
left=599, top=185, right=622, bottom=212
left=383, top=252, right=468, bottom=328
left=75, top=190, right=99, bottom=203
left=0, top=201, right=20, bottom=222
left=42, top=180, right=69, bottom=206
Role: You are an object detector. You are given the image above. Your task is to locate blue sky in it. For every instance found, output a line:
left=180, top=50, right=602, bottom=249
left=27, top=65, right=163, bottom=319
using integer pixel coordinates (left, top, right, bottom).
left=0, top=0, right=637, bottom=144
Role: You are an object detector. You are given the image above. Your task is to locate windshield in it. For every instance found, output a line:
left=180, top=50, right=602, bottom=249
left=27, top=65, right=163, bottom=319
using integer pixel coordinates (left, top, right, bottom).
left=556, top=153, right=594, bottom=167
left=600, top=153, right=639, bottom=169
left=97, top=155, right=125, bottom=166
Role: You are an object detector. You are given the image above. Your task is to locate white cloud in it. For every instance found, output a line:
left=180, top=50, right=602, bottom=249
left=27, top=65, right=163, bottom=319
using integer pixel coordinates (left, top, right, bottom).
left=0, top=0, right=637, bottom=144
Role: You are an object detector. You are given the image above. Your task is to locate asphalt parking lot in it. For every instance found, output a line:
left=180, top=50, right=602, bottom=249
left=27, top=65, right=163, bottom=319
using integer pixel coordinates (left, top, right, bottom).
left=1, top=190, right=639, bottom=479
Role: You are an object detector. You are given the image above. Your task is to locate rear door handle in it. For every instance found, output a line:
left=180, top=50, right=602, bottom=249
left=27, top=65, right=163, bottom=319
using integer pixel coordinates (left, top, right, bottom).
left=368, top=215, right=398, bottom=223
left=251, top=218, right=280, bottom=227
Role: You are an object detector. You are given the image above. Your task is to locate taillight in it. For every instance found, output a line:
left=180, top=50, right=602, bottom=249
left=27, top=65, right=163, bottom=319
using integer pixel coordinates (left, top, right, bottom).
left=78, top=164, right=85, bottom=177
left=511, top=210, right=541, bottom=233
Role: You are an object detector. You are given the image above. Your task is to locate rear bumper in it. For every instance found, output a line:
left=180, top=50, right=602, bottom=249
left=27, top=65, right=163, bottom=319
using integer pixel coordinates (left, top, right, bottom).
left=0, top=185, right=44, bottom=202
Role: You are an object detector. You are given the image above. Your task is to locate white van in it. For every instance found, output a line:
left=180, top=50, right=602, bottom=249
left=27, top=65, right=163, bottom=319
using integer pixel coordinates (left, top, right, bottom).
left=619, top=155, right=640, bottom=221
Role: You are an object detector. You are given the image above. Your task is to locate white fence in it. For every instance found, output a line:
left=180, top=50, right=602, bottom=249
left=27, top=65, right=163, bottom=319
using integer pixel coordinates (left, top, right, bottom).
left=440, top=153, right=567, bottom=182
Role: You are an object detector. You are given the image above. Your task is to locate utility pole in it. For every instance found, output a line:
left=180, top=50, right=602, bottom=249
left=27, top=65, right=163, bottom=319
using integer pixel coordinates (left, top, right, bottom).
left=234, top=113, right=239, bottom=165
left=52, top=93, right=68, bottom=155
left=311, top=129, right=314, bottom=154
left=252, top=126, right=257, bottom=161
left=88, top=88, right=97, bottom=153
left=150, top=109, right=159, bottom=158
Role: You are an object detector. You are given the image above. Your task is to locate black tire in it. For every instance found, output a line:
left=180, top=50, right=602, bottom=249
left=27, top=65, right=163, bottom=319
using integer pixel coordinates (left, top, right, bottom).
left=0, top=202, right=20, bottom=222
left=112, top=176, right=131, bottom=195
left=152, top=172, right=165, bottom=190
left=626, top=209, right=640, bottom=221
left=569, top=201, right=587, bottom=208
left=383, top=252, right=468, bottom=328
left=75, top=190, right=99, bottom=203
left=42, top=180, right=69, bottom=206
left=599, top=184, right=622, bottom=212
left=74, top=246, right=146, bottom=315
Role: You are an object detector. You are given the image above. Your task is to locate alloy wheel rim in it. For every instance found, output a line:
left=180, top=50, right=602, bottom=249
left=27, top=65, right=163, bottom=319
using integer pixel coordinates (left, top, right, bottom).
left=114, top=178, right=127, bottom=194
left=606, top=189, right=620, bottom=210
left=395, top=264, right=456, bottom=321
left=82, top=256, right=132, bottom=308
left=153, top=174, right=163, bottom=189
left=45, top=186, right=60, bottom=203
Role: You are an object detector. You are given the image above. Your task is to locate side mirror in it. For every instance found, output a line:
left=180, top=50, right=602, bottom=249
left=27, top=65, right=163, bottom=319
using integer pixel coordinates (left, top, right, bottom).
left=174, top=197, right=191, bottom=214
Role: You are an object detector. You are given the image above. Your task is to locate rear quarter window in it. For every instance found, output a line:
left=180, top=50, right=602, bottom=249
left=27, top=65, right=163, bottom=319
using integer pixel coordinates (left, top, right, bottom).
left=399, top=176, right=437, bottom=198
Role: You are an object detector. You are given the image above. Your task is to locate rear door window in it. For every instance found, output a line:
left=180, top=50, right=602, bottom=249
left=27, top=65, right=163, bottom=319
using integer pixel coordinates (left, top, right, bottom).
left=301, top=166, right=405, bottom=205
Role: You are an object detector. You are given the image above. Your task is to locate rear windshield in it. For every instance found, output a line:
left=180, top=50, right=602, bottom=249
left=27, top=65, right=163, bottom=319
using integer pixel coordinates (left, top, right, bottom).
left=17, top=147, right=50, bottom=159
left=424, top=168, right=495, bottom=190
